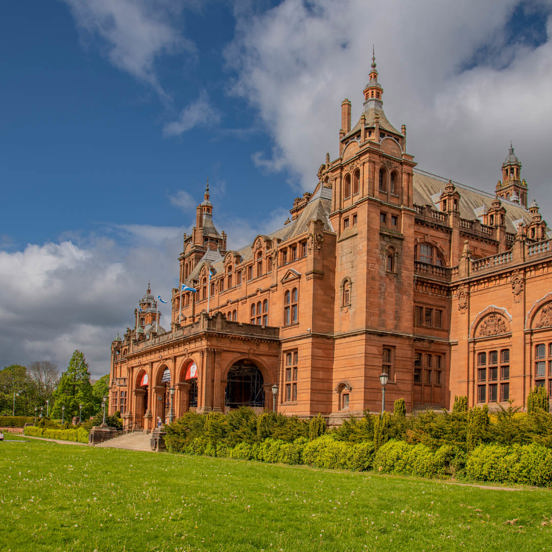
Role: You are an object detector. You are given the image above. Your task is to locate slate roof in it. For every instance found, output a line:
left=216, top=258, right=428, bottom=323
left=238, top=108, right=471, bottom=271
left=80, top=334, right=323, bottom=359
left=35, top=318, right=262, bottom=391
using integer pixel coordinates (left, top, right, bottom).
left=413, top=169, right=534, bottom=234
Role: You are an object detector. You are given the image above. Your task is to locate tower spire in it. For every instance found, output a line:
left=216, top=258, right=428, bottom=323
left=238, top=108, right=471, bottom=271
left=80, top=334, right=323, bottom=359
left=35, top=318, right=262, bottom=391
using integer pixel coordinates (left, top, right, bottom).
left=204, top=178, right=210, bottom=201
left=363, top=47, right=383, bottom=102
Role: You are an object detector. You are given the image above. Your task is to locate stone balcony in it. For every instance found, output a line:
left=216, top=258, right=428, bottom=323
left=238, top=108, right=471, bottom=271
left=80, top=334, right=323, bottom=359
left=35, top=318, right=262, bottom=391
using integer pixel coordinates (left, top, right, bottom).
left=129, top=311, right=280, bottom=355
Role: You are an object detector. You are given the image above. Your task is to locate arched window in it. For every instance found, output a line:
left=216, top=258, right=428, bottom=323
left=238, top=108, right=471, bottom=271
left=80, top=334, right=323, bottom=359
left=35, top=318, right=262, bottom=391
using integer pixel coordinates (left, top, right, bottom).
left=227, top=265, right=233, bottom=289
left=201, top=278, right=207, bottom=300
left=416, top=243, right=444, bottom=266
left=256, top=301, right=262, bottom=324
left=353, top=169, right=360, bottom=195
left=379, top=168, right=387, bottom=192
left=284, top=291, right=290, bottom=325
left=344, top=174, right=351, bottom=199
left=262, top=299, right=268, bottom=326
left=256, top=250, right=263, bottom=278
left=342, top=279, right=351, bottom=306
left=386, top=249, right=395, bottom=273
left=250, top=303, right=256, bottom=324
left=232, top=309, right=237, bottom=321
left=390, top=171, right=398, bottom=194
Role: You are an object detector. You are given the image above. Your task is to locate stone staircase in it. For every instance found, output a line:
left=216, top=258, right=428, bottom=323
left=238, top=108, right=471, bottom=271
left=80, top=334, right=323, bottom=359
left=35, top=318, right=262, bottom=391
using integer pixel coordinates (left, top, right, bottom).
left=94, top=431, right=152, bottom=451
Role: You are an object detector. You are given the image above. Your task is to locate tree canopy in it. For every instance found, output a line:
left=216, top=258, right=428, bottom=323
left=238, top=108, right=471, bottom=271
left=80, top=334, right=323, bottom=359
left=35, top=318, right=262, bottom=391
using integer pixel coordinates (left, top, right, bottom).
left=52, top=350, right=95, bottom=420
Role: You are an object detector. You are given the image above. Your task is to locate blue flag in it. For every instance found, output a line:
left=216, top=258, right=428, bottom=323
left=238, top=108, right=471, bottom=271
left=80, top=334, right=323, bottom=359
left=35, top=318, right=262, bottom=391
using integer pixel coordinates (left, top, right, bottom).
left=181, top=284, right=197, bottom=293
left=157, top=295, right=168, bottom=304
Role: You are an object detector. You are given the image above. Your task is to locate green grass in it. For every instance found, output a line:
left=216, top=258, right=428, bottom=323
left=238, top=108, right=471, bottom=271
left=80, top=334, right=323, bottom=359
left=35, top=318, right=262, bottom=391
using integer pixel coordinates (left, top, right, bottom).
left=1, top=440, right=552, bottom=551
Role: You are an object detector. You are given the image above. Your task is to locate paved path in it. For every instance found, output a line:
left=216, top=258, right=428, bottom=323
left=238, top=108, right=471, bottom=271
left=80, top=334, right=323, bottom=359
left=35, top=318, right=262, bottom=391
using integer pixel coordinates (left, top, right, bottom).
left=94, top=431, right=152, bottom=451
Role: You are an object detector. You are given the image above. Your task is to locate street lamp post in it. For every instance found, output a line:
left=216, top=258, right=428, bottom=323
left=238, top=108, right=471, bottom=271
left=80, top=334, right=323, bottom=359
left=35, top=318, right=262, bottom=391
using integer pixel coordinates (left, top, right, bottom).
left=61, top=405, right=65, bottom=425
left=271, top=384, right=279, bottom=413
left=379, top=372, right=389, bottom=415
left=46, top=400, right=49, bottom=418
left=12, top=391, right=19, bottom=416
left=79, top=404, right=83, bottom=425
left=102, top=396, right=107, bottom=426
left=169, top=387, right=175, bottom=423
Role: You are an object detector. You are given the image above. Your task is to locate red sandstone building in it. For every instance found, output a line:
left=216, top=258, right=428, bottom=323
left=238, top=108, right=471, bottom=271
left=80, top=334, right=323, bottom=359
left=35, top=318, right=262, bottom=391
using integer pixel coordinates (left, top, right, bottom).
left=109, top=58, right=552, bottom=430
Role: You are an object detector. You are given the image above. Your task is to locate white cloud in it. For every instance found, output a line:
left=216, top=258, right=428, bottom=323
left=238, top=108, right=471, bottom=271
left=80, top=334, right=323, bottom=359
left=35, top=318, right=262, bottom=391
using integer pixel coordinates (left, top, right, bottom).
left=228, top=0, right=552, bottom=214
left=63, top=0, right=193, bottom=97
left=169, top=190, right=197, bottom=212
left=163, top=91, right=221, bottom=136
left=0, top=229, right=182, bottom=378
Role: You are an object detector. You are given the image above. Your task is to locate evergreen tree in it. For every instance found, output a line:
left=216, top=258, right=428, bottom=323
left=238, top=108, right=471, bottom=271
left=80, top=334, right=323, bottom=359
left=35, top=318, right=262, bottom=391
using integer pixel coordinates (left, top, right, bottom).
left=92, top=374, right=110, bottom=411
left=393, top=398, right=406, bottom=417
left=527, top=386, right=550, bottom=414
left=52, top=350, right=95, bottom=420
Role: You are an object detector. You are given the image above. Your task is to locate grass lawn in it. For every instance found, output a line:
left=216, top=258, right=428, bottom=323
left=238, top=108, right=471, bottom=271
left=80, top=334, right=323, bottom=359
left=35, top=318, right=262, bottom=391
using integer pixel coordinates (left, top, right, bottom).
left=1, top=438, right=552, bottom=551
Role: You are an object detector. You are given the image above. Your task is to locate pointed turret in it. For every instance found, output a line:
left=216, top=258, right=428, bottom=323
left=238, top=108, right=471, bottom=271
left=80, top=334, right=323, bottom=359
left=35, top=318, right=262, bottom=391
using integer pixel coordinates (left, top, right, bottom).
left=496, top=144, right=528, bottom=207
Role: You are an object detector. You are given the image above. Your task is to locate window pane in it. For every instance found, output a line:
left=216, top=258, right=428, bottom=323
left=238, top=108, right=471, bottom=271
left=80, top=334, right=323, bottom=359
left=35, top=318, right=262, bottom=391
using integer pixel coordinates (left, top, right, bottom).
left=478, top=368, right=486, bottom=382
left=501, top=349, right=510, bottom=363
left=342, top=393, right=349, bottom=409
left=536, top=361, right=546, bottom=378
left=292, top=383, right=297, bottom=401
left=489, top=351, right=498, bottom=365
left=501, top=365, right=509, bottom=380
left=414, top=368, right=421, bottom=384
left=500, top=383, right=509, bottom=401
left=291, top=305, right=298, bottom=323
left=477, top=385, right=486, bottom=403
left=488, top=384, right=497, bottom=402
left=293, top=351, right=298, bottom=364
left=536, top=344, right=546, bottom=359
left=489, top=367, right=498, bottom=381
left=477, top=352, right=486, bottom=366
left=425, top=308, right=433, bottom=326
left=286, top=368, right=291, bottom=382
left=286, top=352, right=292, bottom=366
left=285, top=384, right=291, bottom=401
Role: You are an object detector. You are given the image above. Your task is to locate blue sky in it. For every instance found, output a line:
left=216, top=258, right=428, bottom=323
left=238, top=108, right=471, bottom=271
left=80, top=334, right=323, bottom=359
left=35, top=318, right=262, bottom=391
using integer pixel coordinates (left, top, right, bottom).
left=1, top=0, right=552, bottom=377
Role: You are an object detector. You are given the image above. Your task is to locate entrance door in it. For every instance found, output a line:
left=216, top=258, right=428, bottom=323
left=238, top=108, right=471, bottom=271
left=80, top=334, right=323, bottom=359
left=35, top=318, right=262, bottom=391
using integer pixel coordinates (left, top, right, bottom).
left=225, top=360, right=264, bottom=408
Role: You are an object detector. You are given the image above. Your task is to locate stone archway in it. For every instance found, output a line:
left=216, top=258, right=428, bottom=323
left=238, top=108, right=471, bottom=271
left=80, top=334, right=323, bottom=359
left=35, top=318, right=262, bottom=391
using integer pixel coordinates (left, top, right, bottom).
left=177, top=360, right=199, bottom=415
left=134, top=370, right=149, bottom=429
left=224, top=359, right=265, bottom=409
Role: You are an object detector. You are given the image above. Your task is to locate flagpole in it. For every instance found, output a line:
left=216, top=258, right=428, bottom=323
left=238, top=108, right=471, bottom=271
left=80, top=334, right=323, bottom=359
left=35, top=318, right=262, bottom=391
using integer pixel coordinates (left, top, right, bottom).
left=207, top=273, right=210, bottom=315
left=156, top=299, right=159, bottom=334
left=179, top=281, right=182, bottom=325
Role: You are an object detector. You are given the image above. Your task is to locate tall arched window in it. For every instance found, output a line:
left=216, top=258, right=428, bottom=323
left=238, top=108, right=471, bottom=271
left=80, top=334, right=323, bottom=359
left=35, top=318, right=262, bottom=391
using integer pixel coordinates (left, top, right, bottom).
left=386, top=249, right=395, bottom=273
left=390, top=171, right=398, bottom=194
left=284, top=291, right=290, bottom=325
left=201, top=278, right=207, bottom=300
left=227, top=265, right=233, bottom=289
left=342, top=279, right=351, bottom=306
left=416, top=243, right=444, bottom=266
left=250, top=303, right=256, bottom=324
left=344, top=174, right=351, bottom=199
left=353, top=169, right=360, bottom=195
left=256, top=250, right=263, bottom=277
left=379, top=168, right=387, bottom=192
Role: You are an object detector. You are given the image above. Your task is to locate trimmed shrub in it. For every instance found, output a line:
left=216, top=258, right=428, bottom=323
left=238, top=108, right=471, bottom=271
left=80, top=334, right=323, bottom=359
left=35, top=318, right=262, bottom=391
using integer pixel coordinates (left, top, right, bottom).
left=23, top=425, right=89, bottom=443
left=452, top=396, right=468, bottom=413
left=466, top=405, right=490, bottom=451
left=347, top=441, right=375, bottom=471
left=373, top=412, right=390, bottom=450
left=308, top=414, right=327, bottom=440
left=229, top=442, right=254, bottom=460
left=0, top=416, right=34, bottom=427
left=393, top=399, right=406, bottom=417
left=303, top=435, right=350, bottom=469
left=527, top=386, right=550, bottom=414
left=332, top=415, right=373, bottom=443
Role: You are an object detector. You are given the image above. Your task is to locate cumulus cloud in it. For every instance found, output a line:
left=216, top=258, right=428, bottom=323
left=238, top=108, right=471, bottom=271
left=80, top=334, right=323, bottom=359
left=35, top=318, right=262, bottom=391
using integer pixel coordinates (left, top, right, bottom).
left=63, top=0, right=193, bottom=96
left=163, top=91, right=221, bottom=136
left=228, top=0, right=552, bottom=213
left=0, top=230, right=182, bottom=378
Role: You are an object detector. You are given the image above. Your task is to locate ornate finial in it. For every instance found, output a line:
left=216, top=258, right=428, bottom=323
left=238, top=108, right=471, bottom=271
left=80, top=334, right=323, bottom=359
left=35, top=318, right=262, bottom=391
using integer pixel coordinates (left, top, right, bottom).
left=147, top=281, right=151, bottom=294
left=205, top=178, right=210, bottom=200
left=372, top=45, right=376, bottom=69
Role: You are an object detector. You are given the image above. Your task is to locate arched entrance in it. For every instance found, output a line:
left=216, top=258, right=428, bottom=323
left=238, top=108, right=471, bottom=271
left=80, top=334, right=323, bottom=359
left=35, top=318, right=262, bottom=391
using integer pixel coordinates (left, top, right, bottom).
left=180, top=360, right=198, bottom=411
left=225, top=360, right=265, bottom=408
left=135, top=371, right=149, bottom=429
left=158, top=367, right=171, bottom=424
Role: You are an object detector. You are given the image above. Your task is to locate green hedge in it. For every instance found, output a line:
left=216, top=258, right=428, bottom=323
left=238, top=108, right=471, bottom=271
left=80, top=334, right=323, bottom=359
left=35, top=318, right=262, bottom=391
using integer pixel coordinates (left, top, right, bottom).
left=23, top=426, right=89, bottom=444
left=466, top=443, right=552, bottom=486
left=0, top=416, right=34, bottom=427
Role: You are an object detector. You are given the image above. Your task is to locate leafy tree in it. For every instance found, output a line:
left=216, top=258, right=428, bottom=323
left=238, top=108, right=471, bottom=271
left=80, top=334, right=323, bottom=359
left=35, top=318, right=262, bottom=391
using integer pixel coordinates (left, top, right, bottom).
left=0, top=365, right=32, bottom=415
left=52, top=350, right=95, bottom=420
left=29, top=361, right=59, bottom=406
left=308, top=413, right=327, bottom=440
left=92, top=374, right=110, bottom=410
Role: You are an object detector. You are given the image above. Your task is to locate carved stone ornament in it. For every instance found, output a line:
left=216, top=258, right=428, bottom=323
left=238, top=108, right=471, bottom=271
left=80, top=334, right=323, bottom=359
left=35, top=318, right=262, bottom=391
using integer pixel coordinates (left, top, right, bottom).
left=535, top=303, right=552, bottom=329
left=309, top=232, right=324, bottom=251
left=511, top=271, right=524, bottom=302
left=476, top=314, right=509, bottom=338
left=317, top=164, right=326, bottom=180
left=457, top=286, right=468, bottom=312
